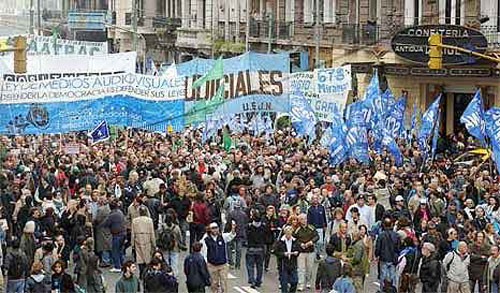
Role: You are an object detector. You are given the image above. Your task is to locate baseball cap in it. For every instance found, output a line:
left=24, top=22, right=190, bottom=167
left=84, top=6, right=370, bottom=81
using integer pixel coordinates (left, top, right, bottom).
left=209, top=222, right=219, bottom=229
left=395, top=195, right=404, bottom=202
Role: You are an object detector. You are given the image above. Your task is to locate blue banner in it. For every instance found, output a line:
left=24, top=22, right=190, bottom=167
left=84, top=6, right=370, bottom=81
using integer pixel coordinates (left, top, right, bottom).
left=2, top=93, right=184, bottom=134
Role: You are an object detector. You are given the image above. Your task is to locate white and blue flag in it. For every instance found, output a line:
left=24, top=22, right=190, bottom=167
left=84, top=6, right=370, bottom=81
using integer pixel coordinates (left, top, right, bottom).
left=291, top=91, right=317, bottom=145
left=417, top=94, right=441, bottom=157
left=460, top=89, right=486, bottom=146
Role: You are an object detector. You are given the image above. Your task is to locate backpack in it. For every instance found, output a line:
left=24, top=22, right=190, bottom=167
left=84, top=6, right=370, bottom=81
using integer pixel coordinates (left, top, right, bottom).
left=28, top=276, right=48, bottom=293
left=159, top=225, right=176, bottom=251
left=445, top=252, right=456, bottom=272
left=8, top=252, right=25, bottom=279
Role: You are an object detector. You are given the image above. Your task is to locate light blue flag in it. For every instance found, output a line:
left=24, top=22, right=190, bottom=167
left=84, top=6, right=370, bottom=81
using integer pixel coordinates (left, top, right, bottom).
left=460, top=89, right=486, bottom=146
left=360, top=69, right=379, bottom=102
left=431, top=109, right=441, bottom=159
left=202, top=118, right=222, bottom=143
left=361, top=72, right=381, bottom=129
left=291, top=91, right=317, bottom=144
left=382, top=88, right=396, bottom=113
left=321, top=127, right=334, bottom=147
left=386, top=97, right=407, bottom=138
left=229, top=115, right=243, bottom=133
left=329, top=124, right=349, bottom=165
left=89, top=120, right=109, bottom=144
left=381, top=128, right=403, bottom=166
left=346, top=126, right=370, bottom=164
left=345, top=101, right=365, bottom=128
left=417, top=94, right=441, bottom=157
left=485, top=108, right=500, bottom=174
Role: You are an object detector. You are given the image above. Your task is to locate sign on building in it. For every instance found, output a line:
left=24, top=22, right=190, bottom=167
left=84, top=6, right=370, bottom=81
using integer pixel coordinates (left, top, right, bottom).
left=391, top=25, right=488, bottom=65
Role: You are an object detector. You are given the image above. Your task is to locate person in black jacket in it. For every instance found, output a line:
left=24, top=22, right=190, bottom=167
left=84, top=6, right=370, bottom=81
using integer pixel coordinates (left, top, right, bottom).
left=315, top=243, right=342, bottom=292
left=419, top=242, right=441, bottom=293
left=274, top=226, right=301, bottom=293
left=4, top=239, right=29, bottom=293
left=246, top=213, right=266, bottom=289
left=375, top=218, right=400, bottom=289
left=263, top=205, right=279, bottom=272
left=143, top=258, right=178, bottom=293
left=184, top=242, right=210, bottom=293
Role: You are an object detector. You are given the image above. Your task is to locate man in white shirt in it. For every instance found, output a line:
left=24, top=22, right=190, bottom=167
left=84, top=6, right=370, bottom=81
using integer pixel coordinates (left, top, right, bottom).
left=345, top=194, right=374, bottom=229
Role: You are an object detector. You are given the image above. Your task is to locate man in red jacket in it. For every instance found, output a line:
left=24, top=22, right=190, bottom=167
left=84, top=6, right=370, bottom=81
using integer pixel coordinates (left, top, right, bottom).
left=190, top=192, right=210, bottom=251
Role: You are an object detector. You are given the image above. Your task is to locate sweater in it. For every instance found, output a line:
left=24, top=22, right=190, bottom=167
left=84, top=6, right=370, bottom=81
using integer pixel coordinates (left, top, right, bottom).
left=115, top=275, right=140, bottom=293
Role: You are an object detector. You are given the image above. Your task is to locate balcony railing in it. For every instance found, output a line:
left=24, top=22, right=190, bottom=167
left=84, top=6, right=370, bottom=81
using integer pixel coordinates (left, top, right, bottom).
left=341, top=24, right=380, bottom=45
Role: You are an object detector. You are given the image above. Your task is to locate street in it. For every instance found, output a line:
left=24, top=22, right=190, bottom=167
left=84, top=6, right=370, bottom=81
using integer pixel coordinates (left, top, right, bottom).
left=101, top=247, right=380, bottom=293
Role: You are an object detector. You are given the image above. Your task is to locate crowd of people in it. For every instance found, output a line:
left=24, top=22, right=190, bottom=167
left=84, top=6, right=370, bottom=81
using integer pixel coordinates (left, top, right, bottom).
left=0, top=124, right=497, bottom=293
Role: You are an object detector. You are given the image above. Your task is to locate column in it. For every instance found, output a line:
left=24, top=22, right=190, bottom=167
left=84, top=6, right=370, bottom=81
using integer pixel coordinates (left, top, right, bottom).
left=197, top=0, right=204, bottom=28
left=446, top=92, right=454, bottom=135
left=206, top=0, right=213, bottom=29
left=304, top=0, right=313, bottom=23
left=181, top=0, right=190, bottom=27
left=236, top=0, right=241, bottom=40
left=225, top=0, right=230, bottom=39
left=259, top=0, right=265, bottom=18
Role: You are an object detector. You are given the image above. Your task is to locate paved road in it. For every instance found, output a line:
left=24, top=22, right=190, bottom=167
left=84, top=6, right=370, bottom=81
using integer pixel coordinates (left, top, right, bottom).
left=101, top=248, right=381, bottom=293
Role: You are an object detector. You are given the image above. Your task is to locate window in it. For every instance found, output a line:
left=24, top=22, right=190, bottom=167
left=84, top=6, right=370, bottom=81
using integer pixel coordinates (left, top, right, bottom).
left=125, top=13, right=131, bottom=25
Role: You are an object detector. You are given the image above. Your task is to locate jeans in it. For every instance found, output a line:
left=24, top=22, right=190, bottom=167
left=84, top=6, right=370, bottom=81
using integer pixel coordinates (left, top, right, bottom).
left=189, top=222, right=206, bottom=252
left=112, top=234, right=124, bottom=269
left=101, top=250, right=111, bottom=265
left=491, top=282, right=499, bottom=293
left=228, top=238, right=243, bottom=268
left=314, top=228, right=324, bottom=255
left=280, top=266, right=298, bottom=293
left=379, top=261, right=396, bottom=288
left=6, top=279, right=25, bottom=293
left=246, top=250, right=264, bottom=286
left=163, top=250, right=179, bottom=276
left=264, top=244, right=273, bottom=270
left=179, top=218, right=189, bottom=247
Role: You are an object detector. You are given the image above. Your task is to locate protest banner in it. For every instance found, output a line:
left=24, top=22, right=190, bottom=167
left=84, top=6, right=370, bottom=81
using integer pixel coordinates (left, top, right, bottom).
left=176, top=52, right=290, bottom=125
left=0, top=52, right=136, bottom=75
left=0, top=72, right=185, bottom=134
left=0, top=35, right=108, bottom=56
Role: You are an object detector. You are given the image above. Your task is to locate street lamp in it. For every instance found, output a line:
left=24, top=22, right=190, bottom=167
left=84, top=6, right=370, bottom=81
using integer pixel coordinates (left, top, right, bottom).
left=106, top=24, right=147, bottom=74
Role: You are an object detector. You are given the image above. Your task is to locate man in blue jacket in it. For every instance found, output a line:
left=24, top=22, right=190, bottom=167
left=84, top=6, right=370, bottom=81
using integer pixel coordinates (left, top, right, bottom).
left=184, top=242, right=211, bottom=293
left=307, top=195, right=327, bottom=257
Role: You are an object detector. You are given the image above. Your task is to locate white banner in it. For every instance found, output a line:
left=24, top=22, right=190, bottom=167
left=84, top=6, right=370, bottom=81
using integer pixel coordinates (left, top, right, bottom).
left=0, top=52, right=137, bottom=75
left=290, top=66, right=351, bottom=122
left=314, top=65, right=352, bottom=119
left=0, top=35, right=108, bottom=56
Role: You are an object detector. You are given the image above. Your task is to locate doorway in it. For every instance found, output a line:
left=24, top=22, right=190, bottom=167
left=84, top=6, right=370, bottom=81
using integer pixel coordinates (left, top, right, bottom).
left=453, top=93, right=474, bottom=134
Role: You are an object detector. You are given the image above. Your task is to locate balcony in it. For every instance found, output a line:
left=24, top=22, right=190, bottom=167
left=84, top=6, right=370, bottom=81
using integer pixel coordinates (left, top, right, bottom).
left=176, top=28, right=212, bottom=50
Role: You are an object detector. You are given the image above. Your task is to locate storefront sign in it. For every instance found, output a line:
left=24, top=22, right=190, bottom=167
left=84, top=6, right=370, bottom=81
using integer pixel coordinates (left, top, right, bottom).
left=391, top=25, right=488, bottom=65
